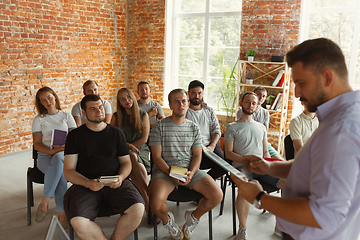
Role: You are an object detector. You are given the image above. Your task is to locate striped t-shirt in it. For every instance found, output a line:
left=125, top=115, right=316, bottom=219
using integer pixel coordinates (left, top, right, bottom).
left=149, top=117, right=202, bottom=169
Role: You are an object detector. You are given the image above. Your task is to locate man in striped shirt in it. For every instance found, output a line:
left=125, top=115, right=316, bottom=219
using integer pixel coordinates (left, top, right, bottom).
left=149, top=88, right=223, bottom=240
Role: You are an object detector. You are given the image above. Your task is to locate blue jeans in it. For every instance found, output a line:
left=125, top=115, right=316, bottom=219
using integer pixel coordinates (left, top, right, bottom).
left=37, top=152, right=67, bottom=212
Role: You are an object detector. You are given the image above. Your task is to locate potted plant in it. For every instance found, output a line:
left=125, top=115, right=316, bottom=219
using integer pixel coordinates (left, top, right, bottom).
left=246, top=73, right=254, bottom=84
left=246, top=49, right=256, bottom=61
left=265, top=91, right=276, bottom=109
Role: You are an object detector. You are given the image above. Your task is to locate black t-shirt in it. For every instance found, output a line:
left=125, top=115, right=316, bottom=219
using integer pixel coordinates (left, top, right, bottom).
left=65, top=124, right=129, bottom=179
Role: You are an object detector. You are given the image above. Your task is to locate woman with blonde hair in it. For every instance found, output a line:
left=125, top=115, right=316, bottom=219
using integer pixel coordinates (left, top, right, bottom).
left=32, top=86, right=76, bottom=228
left=110, top=87, right=151, bottom=214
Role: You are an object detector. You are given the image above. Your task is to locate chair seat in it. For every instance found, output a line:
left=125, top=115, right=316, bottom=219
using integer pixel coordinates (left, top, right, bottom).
left=167, top=186, right=203, bottom=202
left=28, top=167, right=45, bottom=184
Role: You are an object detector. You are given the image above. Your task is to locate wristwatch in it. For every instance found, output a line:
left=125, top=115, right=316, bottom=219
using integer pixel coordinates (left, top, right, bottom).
left=253, top=191, right=266, bottom=209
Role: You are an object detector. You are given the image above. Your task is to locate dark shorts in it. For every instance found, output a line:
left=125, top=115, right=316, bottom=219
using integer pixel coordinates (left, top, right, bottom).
left=64, top=179, right=144, bottom=221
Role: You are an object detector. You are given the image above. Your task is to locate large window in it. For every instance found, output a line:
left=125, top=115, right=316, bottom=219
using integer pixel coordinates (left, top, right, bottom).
left=164, top=0, right=242, bottom=109
left=300, top=0, right=360, bottom=90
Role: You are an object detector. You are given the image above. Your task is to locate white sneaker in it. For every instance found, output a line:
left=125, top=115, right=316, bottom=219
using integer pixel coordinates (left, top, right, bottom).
left=235, top=226, right=246, bottom=240
left=182, top=210, right=199, bottom=239
left=163, top=211, right=183, bottom=240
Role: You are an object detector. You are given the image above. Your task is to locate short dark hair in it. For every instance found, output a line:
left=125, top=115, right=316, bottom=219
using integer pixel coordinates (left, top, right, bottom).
left=168, top=88, right=188, bottom=104
left=81, top=94, right=101, bottom=110
left=241, top=91, right=257, bottom=102
left=253, top=86, right=267, bottom=94
left=188, top=80, right=204, bottom=91
left=137, top=81, right=149, bottom=90
left=286, top=38, right=348, bottom=79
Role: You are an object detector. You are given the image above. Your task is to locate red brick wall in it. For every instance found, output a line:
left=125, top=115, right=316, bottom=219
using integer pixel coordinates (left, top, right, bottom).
left=0, top=0, right=300, bottom=156
left=240, top=0, right=301, bottom=60
left=127, top=0, right=166, bottom=104
left=0, top=0, right=127, bottom=154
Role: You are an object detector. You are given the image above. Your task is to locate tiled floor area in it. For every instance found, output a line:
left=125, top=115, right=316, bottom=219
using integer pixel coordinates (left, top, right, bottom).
left=0, top=149, right=281, bottom=240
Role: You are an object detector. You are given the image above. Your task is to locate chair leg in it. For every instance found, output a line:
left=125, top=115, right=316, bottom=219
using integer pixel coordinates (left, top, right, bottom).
left=133, top=228, right=138, bottom=240
left=219, top=174, right=228, bottom=216
left=208, top=209, right=213, bottom=240
left=27, top=170, right=33, bottom=226
left=153, top=212, right=158, bottom=240
left=232, top=181, right=237, bottom=236
left=69, top=222, right=75, bottom=240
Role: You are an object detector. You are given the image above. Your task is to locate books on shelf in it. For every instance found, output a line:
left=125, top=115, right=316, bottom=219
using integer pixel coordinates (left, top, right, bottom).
left=279, top=72, right=285, bottom=87
left=50, top=129, right=67, bottom=148
left=169, top=165, right=188, bottom=182
left=271, top=93, right=282, bottom=110
left=271, top=70, right=285, bottom=86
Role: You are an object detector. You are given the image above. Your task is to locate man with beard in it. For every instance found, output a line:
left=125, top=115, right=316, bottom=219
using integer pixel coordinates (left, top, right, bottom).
left=237, top=86, right=283, bottom=160
left=72, top=80, right=112, bottom=127
left=224, top=92, right=283, bottom=240
left=232, top=38, right=360, bottom=240
left=149, top=89, right=223, bottom=240
left=137, top=81, right=165, bottom=128
left=185, top=80, right=227, bottom=179
left=63, top=94, right=145, bottom=240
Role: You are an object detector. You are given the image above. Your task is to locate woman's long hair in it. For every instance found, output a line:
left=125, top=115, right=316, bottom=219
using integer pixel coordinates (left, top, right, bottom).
left=35, top=86, right=61, bottom=115
left=115, top=88, right=142, bottom=132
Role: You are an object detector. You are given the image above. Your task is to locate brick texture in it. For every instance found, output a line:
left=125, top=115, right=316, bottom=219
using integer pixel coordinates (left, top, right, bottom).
left=127, top=0, right=165, bottom=103
left=0, top=0, right=300, bottom=155
left=0, top=0, right=127, bottom=154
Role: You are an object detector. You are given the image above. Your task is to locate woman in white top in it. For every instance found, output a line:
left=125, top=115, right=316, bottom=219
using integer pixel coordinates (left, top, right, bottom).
left=32, top=87, right=76, bottom=228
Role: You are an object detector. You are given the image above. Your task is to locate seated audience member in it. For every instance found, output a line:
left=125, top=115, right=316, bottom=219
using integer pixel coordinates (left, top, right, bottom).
left=289, top=102, right=319, bottom=156
left=32, top=86, right=77, bottom=229
left=236, top=86, right=283, bottom=160
left=224, top=92, right=285, bottom=240
left=110, top=87, right=151, bottom=214
left=185, top=80, right=227, bottom=179
left=63, top=94, right=144, bottom=240
left=149, top=89, right=223, bottom=240
left=137, top=81, right=165, bottom=128
left=72, top=80, right=112, bottom=127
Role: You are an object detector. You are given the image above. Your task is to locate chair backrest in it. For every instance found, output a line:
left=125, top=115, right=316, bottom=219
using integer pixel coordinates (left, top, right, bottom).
left=284, top=135, right=295, bottom=160
left=32, top=146, right=38, bottom=167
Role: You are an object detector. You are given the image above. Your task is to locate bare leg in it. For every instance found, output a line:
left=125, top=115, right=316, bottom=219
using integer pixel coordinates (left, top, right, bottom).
left=110, top=203, right=144, bottom=240
left=70, top=217, right=107, bottom=240
left=236, top=192, right=249, bottom=228
left=149, top=178, right=175, bottom=223
left=129, top=153, right=150, bottom=214
left=191, top=176, right=223, bottom=219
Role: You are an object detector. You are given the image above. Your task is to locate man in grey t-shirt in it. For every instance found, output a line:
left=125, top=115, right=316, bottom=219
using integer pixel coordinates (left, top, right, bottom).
left=149, top=88, right=223, bottom=240
left=137, top=81, right=165, bottom=128
left=71, top=80, right=112, bottom=127
left=225, top=92, right=282, bottom=240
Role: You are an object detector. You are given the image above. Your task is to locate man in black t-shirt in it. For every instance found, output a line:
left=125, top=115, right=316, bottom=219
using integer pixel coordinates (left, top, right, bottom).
left=63, top=94, right=144, bottom=240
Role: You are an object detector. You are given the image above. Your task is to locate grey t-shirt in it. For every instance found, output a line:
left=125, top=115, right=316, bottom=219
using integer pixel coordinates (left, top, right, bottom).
left=236, top=107, right=269, bottom=130
left=71, top=99, right=112, bottom=125
left=137, top=99, right=164, bottom=123
left=149, top=117, right=202, bottom=169
left=185, top=108, right=211, bottom=145
left=224, top=120, right=267, bottom=168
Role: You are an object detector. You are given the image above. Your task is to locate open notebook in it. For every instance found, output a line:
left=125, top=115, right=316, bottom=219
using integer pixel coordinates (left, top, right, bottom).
left=45, top=215, right=70, bottom=240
